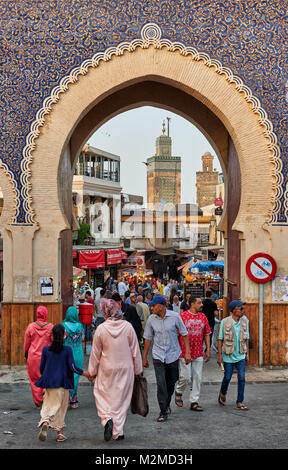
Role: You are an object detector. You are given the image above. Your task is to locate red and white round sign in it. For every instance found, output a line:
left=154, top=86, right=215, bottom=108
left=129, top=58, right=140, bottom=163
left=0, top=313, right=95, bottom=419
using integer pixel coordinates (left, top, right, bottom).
left=246, top=253, right=277, bottom=284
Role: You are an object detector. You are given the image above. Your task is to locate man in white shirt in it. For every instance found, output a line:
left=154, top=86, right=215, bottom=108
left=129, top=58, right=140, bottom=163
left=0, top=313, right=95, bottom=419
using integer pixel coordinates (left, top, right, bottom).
left=163, top=280, right=170, bottom=297
left=94, top=286, right=103, bottom=302
left=118, top=278, right=128, bottom=299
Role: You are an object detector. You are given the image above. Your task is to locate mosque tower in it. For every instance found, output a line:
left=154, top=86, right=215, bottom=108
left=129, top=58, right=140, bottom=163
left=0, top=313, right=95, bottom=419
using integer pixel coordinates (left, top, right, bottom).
left=146, top=119, right=181, bottom=205
left=196, top=152, right=219, bottom=208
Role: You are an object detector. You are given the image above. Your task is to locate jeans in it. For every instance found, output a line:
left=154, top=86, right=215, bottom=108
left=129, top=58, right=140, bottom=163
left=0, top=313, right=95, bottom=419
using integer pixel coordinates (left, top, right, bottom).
left=153, top=359, right=179, bottom=416
left=220, top=359, right=246, bottom=404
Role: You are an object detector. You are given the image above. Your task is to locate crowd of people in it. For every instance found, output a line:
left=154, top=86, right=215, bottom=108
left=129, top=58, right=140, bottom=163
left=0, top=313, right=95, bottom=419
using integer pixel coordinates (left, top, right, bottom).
left=24, top=275, right=249, bottom=443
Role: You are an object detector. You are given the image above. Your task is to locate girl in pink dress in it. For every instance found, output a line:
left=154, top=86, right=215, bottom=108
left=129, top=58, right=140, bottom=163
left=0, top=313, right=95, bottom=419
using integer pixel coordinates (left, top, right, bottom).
left=24, top=306, right=53, bottom=407
left=88, top=299, right=143, bottom=441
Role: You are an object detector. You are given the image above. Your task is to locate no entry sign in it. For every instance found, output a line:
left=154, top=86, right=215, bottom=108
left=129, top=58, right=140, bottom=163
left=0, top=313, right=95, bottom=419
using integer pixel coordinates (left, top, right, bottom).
left=246, top=253, right=277, bottom=284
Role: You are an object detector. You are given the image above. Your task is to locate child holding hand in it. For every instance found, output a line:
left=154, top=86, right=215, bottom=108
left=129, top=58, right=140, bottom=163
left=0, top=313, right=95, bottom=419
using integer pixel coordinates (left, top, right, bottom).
left=35, top=324, right=91, bottom=442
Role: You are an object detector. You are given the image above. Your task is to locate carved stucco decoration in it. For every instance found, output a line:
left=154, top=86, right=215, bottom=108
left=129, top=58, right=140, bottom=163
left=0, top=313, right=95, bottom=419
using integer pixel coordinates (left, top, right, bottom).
left=1, top=22, right=282, bottom=226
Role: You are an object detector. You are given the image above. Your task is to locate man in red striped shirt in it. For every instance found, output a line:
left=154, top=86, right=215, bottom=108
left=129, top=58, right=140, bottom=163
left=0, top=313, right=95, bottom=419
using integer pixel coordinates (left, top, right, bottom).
left=175, top=297, right=211, bottom=412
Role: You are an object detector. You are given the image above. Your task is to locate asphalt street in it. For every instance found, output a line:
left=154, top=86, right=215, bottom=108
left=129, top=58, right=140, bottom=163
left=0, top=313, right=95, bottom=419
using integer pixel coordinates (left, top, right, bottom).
left=1, top=354, right=288, bottom=451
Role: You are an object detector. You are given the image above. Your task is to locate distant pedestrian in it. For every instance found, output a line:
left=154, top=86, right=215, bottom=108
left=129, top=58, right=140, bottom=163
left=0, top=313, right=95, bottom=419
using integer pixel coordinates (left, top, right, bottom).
left=118, top=278, right=128, bottom=300
left=35, top=324, right=90, bottom=442
left=112, top=292, right=122, bottom=311
left=88, top=299, right=142, bottom=441
left=62, top=306, right=85, bottom=409
left=171, top=295, right=181, bottom=314
left=24, top=306, right=53, bottom=408
left=144, top=291, right=152, bottom=304
left=163, top=280, right=170, bottom=297
left=137, top=295, right=150, bottom=332
left=124, top=293, right=142, bottom=342
left=85, top=291, right=94, bottom=304
left=210, top=288, right=219, bottom=302
left=143, top=296, right=190, bottom=422
left=202, top=290, right=218, bottom=345
left=122, top=290, right=131, bottom=314
left=95, top=288, right=106, bottom=328
left=175, top=297, right=211, bottom=412
left=217, top=300, right=249, bottom=410
left=180, top=292, right=191, bottom=313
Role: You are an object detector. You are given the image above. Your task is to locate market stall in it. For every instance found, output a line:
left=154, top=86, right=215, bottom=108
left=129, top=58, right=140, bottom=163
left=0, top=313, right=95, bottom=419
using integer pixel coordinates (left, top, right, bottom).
left=73, top=266, right=88, bottom=299
left=179, top=260, right=224, bottom=317
left=118, top=267, right=153, bottom=286
left=118, top=251, right=153, bottom=286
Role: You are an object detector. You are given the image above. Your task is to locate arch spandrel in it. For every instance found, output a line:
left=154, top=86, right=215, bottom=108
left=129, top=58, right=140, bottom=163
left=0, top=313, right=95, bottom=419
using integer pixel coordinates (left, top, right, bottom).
left=29, top=41, right=276, bottom=237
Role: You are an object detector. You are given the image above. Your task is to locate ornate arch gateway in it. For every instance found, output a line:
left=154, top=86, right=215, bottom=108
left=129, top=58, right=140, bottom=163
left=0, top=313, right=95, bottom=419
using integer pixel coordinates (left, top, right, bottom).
left=0, top=2, right=287, bottom=365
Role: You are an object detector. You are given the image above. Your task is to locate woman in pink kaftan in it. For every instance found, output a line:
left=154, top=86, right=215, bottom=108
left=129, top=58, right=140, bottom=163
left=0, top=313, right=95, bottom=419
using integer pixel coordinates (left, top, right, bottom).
left=88, top=299, right=143, bottom=441
left=24, top=306, right=53, bottom=407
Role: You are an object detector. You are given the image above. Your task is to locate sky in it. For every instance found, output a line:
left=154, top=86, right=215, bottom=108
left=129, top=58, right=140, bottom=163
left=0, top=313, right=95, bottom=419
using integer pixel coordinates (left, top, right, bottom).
left=88, top=106, right=222, bottom=204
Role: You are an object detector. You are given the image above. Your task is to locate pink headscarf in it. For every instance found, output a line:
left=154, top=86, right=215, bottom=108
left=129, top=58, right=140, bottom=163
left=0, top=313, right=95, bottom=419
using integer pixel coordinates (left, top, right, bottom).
left=101, top=299, right=123, bottom=321
left=36, top=306, right=48, bottom=323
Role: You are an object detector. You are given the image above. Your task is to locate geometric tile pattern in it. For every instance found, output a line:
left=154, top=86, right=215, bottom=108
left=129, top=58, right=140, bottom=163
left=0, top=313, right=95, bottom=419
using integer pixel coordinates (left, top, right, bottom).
left=0, top=1, right=287, bottom=224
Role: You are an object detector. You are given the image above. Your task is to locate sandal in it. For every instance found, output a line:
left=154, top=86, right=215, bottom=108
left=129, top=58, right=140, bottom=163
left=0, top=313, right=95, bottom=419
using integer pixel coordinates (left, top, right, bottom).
left=57, top=433, right=67, bottom=442
left=175, top=393, right=183, bottom=407
left=69, top=403, right=79, bottom=409
left=218, top=392, right=226, bottom=406
left=190, top=402, right=203, bottom=412
left=236, top=403, right=248, bottom=411
left=166, top=406, right=171, bottom=415
left=38, top=423, right=48, bottom=441
left=156, top=414, right=168, bottom=422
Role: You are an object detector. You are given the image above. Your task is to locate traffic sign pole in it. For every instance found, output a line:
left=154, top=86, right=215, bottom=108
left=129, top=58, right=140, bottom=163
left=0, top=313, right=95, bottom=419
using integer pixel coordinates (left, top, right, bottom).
left=246, top=253, right=277, bottom=367
left=259, top=283, right=264, bottom=367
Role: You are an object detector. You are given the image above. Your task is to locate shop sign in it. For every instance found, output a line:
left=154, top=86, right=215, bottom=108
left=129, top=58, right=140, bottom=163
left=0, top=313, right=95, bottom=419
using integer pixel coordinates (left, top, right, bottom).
left=107, top=249, right=123, bottom=265
left=214, top=197, right=223, bottom=207
left=73, top=250, right=77, bottom=258
left=79, top=250, right=105, bottom=269
left=127, top=253, right=145, bottom=267
left=215, top=207, right=223, bottom=216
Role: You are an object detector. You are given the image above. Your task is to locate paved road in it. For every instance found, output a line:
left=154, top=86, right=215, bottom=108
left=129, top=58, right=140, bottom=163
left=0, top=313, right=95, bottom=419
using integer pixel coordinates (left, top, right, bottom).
left=1, top=376, right=288, bottom=450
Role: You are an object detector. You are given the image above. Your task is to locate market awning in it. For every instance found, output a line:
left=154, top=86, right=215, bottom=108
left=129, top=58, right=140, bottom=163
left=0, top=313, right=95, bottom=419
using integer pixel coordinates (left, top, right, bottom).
left=192, top=261, right=224, bottom=272
left=79, top=250, right=105, bottom=269
left=178, top=261, right=191, bottom=271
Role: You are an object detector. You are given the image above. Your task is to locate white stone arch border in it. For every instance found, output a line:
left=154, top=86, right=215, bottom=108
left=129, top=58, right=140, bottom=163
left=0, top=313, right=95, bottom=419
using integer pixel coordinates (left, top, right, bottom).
left=2, top=22, right=282, bottom=226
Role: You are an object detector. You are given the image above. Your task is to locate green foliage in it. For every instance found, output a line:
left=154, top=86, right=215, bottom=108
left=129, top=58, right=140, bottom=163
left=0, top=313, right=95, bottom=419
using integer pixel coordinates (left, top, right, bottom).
left=77, top=222, right=91, bottom=245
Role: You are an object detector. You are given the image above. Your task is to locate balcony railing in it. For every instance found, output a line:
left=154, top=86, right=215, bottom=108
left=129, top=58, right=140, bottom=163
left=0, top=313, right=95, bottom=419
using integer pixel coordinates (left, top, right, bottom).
left=74, top=153, right=120, bottom=182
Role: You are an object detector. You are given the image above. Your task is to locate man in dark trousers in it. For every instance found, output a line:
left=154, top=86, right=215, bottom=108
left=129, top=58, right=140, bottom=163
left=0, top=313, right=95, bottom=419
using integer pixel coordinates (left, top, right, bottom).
left=143, top=296, right=190, bottom=423
left=202, top=290, right=218, bottom=345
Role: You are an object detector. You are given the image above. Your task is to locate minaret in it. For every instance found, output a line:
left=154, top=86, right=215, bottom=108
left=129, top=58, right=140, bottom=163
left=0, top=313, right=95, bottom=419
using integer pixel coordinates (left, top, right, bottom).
left=196, top=152, right=219, bottom=208
left=146, top=120, right=181, bottom=205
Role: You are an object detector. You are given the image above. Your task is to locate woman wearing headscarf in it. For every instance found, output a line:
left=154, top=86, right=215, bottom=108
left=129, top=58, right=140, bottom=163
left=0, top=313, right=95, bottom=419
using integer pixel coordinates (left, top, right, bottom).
left=24, top=306, right=53, bottom=408
left=88, top=299, right=143, bottom=441
left=62, top=306, right=85, bottom=408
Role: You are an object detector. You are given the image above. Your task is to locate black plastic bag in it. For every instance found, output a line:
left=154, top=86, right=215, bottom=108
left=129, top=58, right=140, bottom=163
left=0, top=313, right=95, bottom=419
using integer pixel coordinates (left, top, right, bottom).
left=131, top=375, right=149, bottom=417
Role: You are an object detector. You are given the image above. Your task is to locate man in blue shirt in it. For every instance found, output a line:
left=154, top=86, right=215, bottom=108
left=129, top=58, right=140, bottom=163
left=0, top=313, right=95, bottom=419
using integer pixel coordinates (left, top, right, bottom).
left=143, top=296, right=190, bottom=422
left=217, top=300, right=250, bottom=410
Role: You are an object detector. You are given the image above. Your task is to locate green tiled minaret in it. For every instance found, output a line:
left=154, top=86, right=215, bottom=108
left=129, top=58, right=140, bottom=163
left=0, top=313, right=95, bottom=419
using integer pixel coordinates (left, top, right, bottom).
left=147, top=120, right=181, bottom=205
